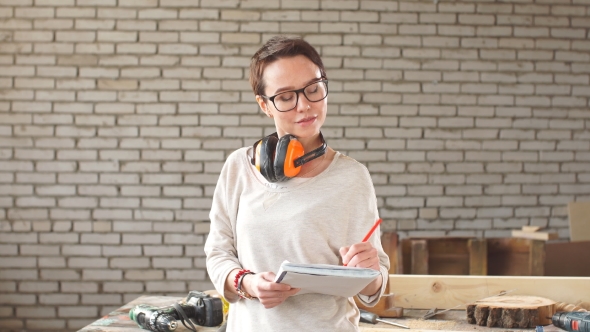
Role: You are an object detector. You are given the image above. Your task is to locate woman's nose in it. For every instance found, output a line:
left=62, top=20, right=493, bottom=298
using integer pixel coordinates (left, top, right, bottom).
left=295, top=92, right=311, bottom=111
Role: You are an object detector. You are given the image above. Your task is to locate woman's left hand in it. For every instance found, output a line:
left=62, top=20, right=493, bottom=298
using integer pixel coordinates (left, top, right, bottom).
left=339, top=242, right=380, bottom=271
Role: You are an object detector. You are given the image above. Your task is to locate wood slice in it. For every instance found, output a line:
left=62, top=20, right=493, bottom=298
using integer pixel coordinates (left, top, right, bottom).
left=466, top=295, right=555, bottom=328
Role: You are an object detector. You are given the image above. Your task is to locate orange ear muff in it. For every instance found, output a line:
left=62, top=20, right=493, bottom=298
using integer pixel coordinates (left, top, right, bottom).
left=274, top=135, right=304, bottom=181
left=283, top=138, right=305, bottom=178
left=250, top=132, right=326, bottom=183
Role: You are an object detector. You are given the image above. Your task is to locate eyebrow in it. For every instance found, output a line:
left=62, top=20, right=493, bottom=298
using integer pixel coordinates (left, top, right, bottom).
left=272, top=77, right=322, bottom=95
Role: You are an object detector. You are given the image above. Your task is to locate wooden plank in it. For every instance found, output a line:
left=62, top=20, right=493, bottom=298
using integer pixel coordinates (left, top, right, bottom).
left=545, top=241, right=590, bottom=276
left=401, top=238, right=474, bottom=275
left=468, top=239, right=487, bottom=275
left=380, top=232, right=399, bottom=277
left=388, top=275, right=590, bottom=310
left=568, top=201, right=590, bottom=242
left=529, top=240, right=545, bottom=276
left=411, top=240, right=428, bottom=274
left=428, top=239, right=470, bottom=275
left=487, top=238, right=544, bottom=276
left=522, top=226, right=542, bottom=233
left=512, top=230, right=558, bottom=241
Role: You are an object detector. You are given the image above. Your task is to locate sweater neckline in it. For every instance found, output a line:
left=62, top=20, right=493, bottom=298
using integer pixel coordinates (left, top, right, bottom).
left=245, top=147, right=341, bottom=192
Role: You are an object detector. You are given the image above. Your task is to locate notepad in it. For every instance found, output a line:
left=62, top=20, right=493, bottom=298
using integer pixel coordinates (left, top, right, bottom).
left=274, top=260, right=380, bottom=297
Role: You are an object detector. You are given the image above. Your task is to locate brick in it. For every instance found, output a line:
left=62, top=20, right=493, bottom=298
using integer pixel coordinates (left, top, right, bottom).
left=159, top=20, right=198, bottom=31
left=320, top=22, right=359, bottom=34
left=140, top=149, right=181, bottom=160
left=58, top=306, right=97, bottom=318
left=13, top=31, right=54, bottom=42
left=0, top=65, right=36, bottom=77
left=56, top=7, right=95, bottom=18
left=264, top=10, right=301, bottom=22
left=55, top=31, right=96, bottom=42
left=134, top=209, right=174, bottom=221
left=151, top=257, right=192, bottom=269
left=15, top=8, right=55, bottom=18
left=81, top=294, right=122, bottom=305
left=14, top=169, right=57, bottom=183
left=146, top=281, right=186, bottom=292
left=138, top=79, right=180, bottom=91
left=16, top=307, right=56, bottom=318
left=459, top=14, right=495, bottom=25
left=116, top=43, right=156, bottom=54
left=57, top=197, right=97, bottom=208
left=36, top=185, right=76, bottom=196
left=76, top=139, right=117, bottom=150
left=18, top=281, right=59, bottom=294
left=116, top=21, right=155, bottom=32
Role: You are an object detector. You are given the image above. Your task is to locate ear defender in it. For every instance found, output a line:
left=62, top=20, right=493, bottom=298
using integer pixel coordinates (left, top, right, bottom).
left=251, top=132, right=327, bottom=183
left=274, top=134, right=305, bottom=182
left=258, top=134, right=279, bottom=183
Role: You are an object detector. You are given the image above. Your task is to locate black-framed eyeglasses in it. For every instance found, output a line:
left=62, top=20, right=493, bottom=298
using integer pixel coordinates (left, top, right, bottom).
left=260, top=79, right=329, bottom=112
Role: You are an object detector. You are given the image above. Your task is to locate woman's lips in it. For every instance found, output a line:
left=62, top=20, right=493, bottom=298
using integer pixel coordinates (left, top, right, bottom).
left=297, top=116, right=316, bottom=125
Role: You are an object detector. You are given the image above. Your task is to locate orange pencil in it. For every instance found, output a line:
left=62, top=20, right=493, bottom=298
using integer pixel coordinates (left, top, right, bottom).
left=344, top=218, right=382, bottom=266
left=361, top=218, right=382, bottom=242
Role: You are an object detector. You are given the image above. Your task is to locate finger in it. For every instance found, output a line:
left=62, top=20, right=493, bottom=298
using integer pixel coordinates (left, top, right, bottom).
left=349, top=249, right=375, bottom=266
left=256, top=272, right=292, bottom=292
left=260, top=298, right=282, bottom=309
left=339, top=246, right=349, bottom=257
left=340, top=246, right=351, bottom=264
left=258, top=292, right=288, bottom=308
left=346, top=246, right=378, bottom=268
left=265, top=282, right=292, bottom=292
left=342, top=244, right=365, bottom=265
left=258, top=271, right=277, bottom=282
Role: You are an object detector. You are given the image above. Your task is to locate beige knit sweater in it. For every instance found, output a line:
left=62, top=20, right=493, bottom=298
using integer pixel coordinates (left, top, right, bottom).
left=205, top=147, right=390, bottom=332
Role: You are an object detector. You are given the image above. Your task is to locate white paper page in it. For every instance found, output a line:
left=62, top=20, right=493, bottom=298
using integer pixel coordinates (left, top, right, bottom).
left=274, top=261, right=380, bottom=297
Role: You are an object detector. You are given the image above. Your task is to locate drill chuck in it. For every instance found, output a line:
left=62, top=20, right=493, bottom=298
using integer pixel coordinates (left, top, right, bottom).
left=130, top=305, right=178, bottom=332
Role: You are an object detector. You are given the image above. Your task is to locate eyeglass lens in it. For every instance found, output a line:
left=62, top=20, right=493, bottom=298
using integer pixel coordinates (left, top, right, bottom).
left=273, top=81, right=328, bottom=112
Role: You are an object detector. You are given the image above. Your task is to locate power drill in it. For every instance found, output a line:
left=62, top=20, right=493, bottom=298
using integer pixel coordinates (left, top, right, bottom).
left=552, top=312, right=590, bottom=332
left=129, top=291, right=224, bottom=332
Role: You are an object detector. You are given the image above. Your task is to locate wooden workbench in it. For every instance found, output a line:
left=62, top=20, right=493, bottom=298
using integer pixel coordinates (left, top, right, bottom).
left=78, top=295, right=531, bottom=332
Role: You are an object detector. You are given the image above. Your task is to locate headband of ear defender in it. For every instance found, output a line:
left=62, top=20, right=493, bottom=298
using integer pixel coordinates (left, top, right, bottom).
left=251, top=132, right=327, bottom=183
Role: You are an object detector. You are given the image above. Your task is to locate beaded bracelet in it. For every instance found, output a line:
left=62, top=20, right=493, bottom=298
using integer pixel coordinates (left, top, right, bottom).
left=234, top=269, right=255, bottom=300
left=237, top=272, right=255, bottom=299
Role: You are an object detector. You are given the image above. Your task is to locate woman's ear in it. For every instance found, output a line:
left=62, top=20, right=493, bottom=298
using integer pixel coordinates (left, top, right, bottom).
left=256, top=95, right=272, bottom=118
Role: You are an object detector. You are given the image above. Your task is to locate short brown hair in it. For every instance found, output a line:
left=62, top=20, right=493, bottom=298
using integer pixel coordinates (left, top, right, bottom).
left=249, top=36, right=327, bottom=96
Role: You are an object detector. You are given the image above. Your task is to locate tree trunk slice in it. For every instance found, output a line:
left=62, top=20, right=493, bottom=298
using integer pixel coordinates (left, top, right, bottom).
left=467, top=295, right=556, bottom=328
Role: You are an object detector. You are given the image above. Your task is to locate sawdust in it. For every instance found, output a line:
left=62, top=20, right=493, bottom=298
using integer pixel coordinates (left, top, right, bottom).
left=402, top=319, right=460, bottom=330
left=360, top=310, right=531, bottom=332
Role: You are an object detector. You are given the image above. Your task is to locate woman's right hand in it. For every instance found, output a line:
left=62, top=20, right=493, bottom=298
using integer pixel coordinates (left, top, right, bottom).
left=243, top=272, right=300, bottom=309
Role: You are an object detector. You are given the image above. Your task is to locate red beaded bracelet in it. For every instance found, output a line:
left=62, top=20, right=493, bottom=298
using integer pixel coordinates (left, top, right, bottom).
left=234, top=269, right=250, bottom=290
left=234, top=269, right=255, bottom=299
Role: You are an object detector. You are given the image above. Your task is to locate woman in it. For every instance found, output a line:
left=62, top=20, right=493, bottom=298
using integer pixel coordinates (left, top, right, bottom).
left=204, top=36, right=390, bottom=332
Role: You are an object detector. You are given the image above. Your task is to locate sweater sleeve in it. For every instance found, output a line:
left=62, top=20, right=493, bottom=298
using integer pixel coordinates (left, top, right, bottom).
left=204, top=150, right=242, bottom=303
left=354, top=161, right=390, bottom=307
left=356, top=224, right=389, bottom=307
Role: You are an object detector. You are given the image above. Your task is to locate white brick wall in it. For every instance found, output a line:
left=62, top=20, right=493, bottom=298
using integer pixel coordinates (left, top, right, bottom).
left=1, top=0, right=590, bottom=330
